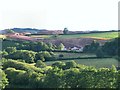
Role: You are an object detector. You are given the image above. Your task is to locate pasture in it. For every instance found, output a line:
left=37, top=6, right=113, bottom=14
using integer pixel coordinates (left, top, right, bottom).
left=54, top=52, right=96, bottom=58
left=30, top=32, right=118, bottom=39
left=45, top=58, right=118, bottom=68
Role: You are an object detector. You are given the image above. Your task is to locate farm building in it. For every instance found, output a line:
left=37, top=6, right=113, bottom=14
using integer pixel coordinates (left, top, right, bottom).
left=63, top=46, right=84, bottom=52
left=70, top=46, right=84, bottom=52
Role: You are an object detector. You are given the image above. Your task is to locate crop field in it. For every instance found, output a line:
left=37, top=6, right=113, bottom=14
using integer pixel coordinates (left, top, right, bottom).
left=45, top=58, right=118, bottom=68
left=0, top=35, right=6, bottom=39
left=31, top=35, right=52, bottom=38
left=31, top=32, right=118, bottom=39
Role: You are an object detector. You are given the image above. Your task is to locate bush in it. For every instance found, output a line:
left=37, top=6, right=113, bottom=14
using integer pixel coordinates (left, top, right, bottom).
left=63, top=60, right=77, bottom=69
left=0, top=69, right=8, bottom=89
left=59, top=54, right=64, bottom=58
left=3, top=60, right=43, bottom=73
left=6, top=50, right=36, bottom=63
left=35, top=60, right=46, bottom=68
left=35, top=51, right=53, bottom=61
left=52, top=61, right=65, bottom=69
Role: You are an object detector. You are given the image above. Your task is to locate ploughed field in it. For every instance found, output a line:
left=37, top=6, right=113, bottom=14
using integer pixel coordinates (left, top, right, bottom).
left=30, top=32, right=118, bottom=47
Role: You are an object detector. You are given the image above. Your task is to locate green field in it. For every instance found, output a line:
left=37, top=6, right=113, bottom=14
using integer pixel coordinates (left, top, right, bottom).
left=31, top=32, right=118, bottom=39
left=49, top=52, right=118, bottom=68
left=54, top=52, right=96, bottom=58
left=45, top=58, right=118, bottom=68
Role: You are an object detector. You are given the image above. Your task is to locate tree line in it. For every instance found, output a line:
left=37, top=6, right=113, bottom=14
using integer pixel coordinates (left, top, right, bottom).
left=2, top=39, right=65, bottom=52
left=83, top=37, right=119, bottom=58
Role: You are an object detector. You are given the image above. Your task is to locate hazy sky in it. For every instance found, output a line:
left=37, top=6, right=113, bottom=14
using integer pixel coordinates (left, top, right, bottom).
left=0, top=0, right=119, bottom=31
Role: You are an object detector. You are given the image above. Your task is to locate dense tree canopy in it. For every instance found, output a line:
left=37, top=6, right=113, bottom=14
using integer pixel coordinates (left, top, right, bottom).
left=1, top=58, right=120, bottom=89
left=6, top=50, right=36, bottom=63
left=102, top=38, right=119, bottom=56
left=83, top=40, right=100, bottom=53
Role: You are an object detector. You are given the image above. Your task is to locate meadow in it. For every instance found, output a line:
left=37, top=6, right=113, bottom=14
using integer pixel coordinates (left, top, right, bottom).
left=54, top=52, right=96, bottom=58
left=45, top=58, right=118, bottom=68
left=31, top=31, right=118, bottom=39
left=45, top=51, right=118, bottom=68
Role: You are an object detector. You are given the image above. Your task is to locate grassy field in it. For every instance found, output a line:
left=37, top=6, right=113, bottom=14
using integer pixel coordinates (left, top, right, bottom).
left=31, top=32, right=118, bottom=39
left=31, top=35, right=52, bottom=38
left=54, top=52, right=96, bottom=58
left=45, top=58, right=118, bottom=68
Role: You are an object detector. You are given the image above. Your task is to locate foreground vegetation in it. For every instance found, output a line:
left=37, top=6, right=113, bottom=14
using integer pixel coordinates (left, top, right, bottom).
left=1, top=59, right=120, bottom=89
left=0, top=36, right=119, bottom=89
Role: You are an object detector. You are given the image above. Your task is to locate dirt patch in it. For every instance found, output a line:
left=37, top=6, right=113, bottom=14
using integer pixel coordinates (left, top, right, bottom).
left=42, top=38, right=108, bottom=48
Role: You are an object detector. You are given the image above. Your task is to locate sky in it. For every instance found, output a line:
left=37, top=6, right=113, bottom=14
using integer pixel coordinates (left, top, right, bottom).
left=0, top=0, right=119, bottom=31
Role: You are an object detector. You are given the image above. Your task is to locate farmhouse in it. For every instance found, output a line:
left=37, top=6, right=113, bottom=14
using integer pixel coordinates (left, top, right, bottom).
left=63, top=46, right=84, bottom=52
left=70, top=46, right=83, bottom=52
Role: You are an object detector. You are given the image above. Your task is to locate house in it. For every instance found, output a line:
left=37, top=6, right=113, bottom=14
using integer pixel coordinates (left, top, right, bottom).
left=63, top=47, right=67, bottom=50
left=70, top=46, right=84, bottom=52
left=71, top=47, right=79, bottom=50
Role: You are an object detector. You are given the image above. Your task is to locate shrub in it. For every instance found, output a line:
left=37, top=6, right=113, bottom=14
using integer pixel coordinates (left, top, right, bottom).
left=35, top=60, right=46, bottom=68
left=0, top=69, right=8, bottom=89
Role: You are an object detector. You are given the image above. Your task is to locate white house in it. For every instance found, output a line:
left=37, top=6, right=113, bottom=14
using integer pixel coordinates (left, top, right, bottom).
left=71, top=46, right=83, bottom=52
left=63, top=47, right=67, bottom=50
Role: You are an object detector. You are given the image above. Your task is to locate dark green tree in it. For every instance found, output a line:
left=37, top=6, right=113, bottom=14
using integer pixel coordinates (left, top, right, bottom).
left=63, top=28, right=69, bottom=34
left=102, top=38, right=119, bottom=56
left=52, top=61, right=65, bottom=69
left=43, top=67, right=64, bottom=88
left=83, top=40, right=100, bottom=53
left=7, top=50, right=36, bottom=63
left=63, top=61, right=77, bottom=69
left=96, top=48, right=104, bottom=58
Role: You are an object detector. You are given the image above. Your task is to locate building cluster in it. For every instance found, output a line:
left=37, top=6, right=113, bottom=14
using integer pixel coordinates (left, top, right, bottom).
left=63, top=46, right=84, bottom=52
